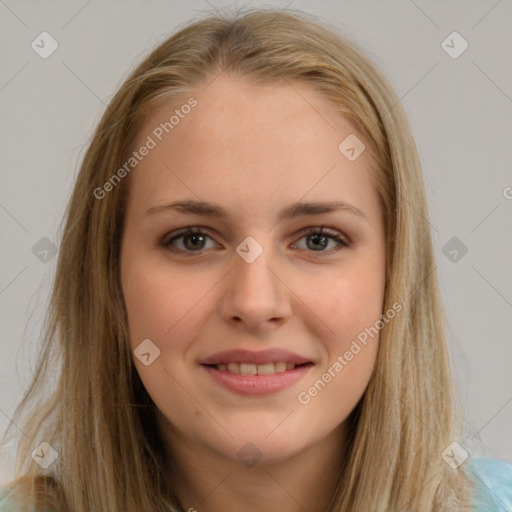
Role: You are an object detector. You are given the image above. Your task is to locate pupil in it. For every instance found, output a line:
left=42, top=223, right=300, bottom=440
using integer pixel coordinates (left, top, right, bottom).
left=309, top=234, right=327, bottom=251
left=185, top=234, right=204, bottom=250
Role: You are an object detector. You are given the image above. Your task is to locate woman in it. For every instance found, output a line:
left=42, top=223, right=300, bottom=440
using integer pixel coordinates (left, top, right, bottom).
left=1, top=8, right=511, bottom=511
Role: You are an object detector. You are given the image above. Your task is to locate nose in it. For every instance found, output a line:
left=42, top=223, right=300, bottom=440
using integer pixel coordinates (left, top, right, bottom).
left=218, top=244, right=292, bottom=333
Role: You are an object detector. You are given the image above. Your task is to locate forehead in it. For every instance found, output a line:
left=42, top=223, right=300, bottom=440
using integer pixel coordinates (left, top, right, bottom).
left=126, top=74, right=379, bottom=223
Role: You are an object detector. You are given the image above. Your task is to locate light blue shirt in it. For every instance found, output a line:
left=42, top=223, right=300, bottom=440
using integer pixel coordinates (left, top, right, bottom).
left=469, top=458, right=512, bottom=511
left=1, top=458, right=511, bottom=511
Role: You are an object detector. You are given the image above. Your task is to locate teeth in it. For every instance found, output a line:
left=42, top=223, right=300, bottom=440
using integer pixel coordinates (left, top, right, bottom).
left=274, top=362, right=286, bottom=372
left=240, top=363, right=257, bottom=375
left=257, top=362, right=275, bottom=375
left=227, top=363, right=240, bottom=374
left=214, top=362, right=298, bottom=375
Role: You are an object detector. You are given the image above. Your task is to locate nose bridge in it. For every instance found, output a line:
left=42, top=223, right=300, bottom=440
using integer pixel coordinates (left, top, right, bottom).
left=220, top=236, right=290, bottom=328
left=233, top=238, right=278, bottom=299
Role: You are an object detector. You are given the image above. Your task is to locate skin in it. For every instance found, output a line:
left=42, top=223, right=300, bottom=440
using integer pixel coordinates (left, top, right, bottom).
left=120, top=73, right=387, bottom=512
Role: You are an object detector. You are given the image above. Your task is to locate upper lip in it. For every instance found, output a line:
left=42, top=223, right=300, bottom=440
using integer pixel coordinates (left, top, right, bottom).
left=199, top=349, right=313, bottom=366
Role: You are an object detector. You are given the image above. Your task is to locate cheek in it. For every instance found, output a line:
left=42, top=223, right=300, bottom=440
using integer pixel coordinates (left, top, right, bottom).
left=121, top=255, right=212, bottom=409
left=122, top=253, right=215, bottom=348
left=297, top=268, right=383, bottom=419
left=307, top=255, right=385, bottom=395
left=319, top=265, right=385, bottom=340
left=122, top=267, right=172, bottom=344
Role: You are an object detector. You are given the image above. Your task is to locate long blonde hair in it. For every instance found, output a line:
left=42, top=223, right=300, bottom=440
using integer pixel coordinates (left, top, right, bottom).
left=2, top=7, right=474, bottom=511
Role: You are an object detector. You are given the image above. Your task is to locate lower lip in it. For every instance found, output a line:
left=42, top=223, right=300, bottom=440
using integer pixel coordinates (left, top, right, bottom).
left=201, top=364, right=313, bottom=396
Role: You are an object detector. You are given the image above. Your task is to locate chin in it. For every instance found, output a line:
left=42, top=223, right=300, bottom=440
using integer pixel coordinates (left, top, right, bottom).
left=214, top=425, right=319, bottom=466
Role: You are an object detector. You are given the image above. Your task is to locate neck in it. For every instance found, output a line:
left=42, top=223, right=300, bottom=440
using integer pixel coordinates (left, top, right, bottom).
left=160, top=420, right=346, bottom=512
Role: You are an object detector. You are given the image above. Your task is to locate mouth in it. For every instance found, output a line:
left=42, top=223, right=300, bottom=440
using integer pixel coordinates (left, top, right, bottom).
left=199, top=350, right=314, bottom=395
left=202, top=361, right=313, bottom=375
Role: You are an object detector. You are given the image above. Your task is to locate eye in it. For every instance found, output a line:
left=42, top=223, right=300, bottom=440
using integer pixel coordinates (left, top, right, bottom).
left=161, top=227, right=219, bottom=254
left=292, top=226, right=349, bottom=254
left=161, top=225, right=349, bottom=256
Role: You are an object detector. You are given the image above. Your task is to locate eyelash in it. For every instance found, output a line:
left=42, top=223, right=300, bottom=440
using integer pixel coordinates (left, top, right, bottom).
left=160, top=225, right=350, bottom=257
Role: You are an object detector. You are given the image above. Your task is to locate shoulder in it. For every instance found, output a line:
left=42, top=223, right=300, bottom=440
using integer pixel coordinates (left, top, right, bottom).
left=0, top=475, right=60, bottom=512
left=0, top=487, right=24, bottom=512
left=469, top=457, right=512, bottom=511
left=0, top=486, right=49, bottom=512
left=0, top=487, right=16, bottom=512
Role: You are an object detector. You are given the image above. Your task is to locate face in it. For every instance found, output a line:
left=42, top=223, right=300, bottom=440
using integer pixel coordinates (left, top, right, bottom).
left=120, top=74, right=387, bottom=468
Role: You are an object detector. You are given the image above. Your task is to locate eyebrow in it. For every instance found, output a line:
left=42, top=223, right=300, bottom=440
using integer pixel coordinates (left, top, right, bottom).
left=145, top=199, right=368, bottom=222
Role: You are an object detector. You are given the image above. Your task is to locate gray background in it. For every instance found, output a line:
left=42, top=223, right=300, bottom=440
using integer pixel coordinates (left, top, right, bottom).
left=1, top=0, right=511, bottom=482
